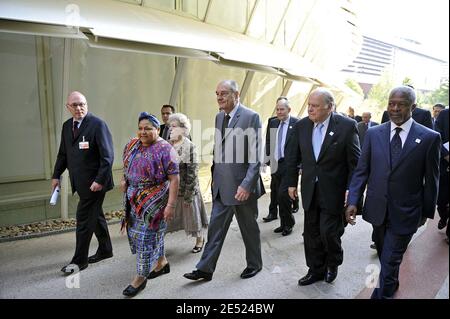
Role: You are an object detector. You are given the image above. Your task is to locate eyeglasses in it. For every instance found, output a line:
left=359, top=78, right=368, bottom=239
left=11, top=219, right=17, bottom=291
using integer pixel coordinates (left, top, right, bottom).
left=67, top=102, right=86, bottom=108
left=215, top=91, right=232, bottom=98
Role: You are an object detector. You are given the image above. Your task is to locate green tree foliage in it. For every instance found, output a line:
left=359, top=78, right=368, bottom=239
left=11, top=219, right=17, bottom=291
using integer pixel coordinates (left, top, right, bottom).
left=402, top=77, right=414, bottom=86
left=367, top=70, right=394, bottom=110
left=345, top=78, right=364, bottom=96
left=426, top=80, right=449, bottom=105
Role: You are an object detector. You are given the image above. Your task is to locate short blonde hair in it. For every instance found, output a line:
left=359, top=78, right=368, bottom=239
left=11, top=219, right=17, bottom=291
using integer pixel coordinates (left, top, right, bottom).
left=168, top=113, right=191, bottom=136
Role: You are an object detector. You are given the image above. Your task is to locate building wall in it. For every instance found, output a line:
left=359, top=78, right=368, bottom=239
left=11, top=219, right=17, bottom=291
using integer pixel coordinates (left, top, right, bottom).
left=0, top=0, right=361, bottom=226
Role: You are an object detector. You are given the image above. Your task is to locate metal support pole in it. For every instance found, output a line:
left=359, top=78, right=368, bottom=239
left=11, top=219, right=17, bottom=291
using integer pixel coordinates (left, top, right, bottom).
left=169, top=57, right=187, bottom=109
left=60, top=38, right=72, bottom=220
left=240, top=70, right=255, bottom=101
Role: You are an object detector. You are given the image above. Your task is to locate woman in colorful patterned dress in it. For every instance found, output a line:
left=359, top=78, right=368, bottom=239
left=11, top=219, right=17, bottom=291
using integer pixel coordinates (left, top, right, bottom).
left=166, top=113, right=208, bottom=253
left=120, top=112, right=179, bottom=297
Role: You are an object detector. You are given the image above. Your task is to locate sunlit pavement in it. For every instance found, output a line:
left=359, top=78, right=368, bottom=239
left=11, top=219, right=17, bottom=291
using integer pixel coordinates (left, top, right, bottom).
left=0, top=192, right=448, bottom=299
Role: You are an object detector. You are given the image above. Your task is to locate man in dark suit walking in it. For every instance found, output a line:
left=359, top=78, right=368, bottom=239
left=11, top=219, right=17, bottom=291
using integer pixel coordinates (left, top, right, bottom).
left=159, top=104, right=175, bottom=140
left=52, top=91, right=114, bottom=274
left=435, top=107, right=449, bottom=243
left=432, top=103, right=445, bottom=130
left=285, top=88, right=361, bottom=285
left=381, top=105, right=433, bottom=129
left=184, top=80, right=264, bottom=281
left=346, top=86, right=440, bottom=299
left=357, top=112, right=379, bottom=147
left=263, top=97, right=299, bottom=236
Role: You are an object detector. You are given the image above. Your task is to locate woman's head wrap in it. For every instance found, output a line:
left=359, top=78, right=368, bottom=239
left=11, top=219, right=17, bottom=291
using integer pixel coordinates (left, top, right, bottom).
left=138, top=112, right=160, bottom=128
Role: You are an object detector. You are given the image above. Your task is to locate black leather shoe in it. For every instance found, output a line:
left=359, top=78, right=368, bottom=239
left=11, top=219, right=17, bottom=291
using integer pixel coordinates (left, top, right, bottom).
left=240, top=267, right=262, bottom=279
left=298, top=272, right=324, bottom=286
left=274, top=226, right=284, bottom=233
left=183, top=270, right=213, bottom=281
left=148, top=263, right=170, bottom=279
left=292, top=208, right=299, bottom=214
left=61, top=263, right=88, bottom=274
left=325, top=267, right=338, bottom=283
left=88, top=253, right=113, bottom=264
left=123, top=279, right=147, bottom=297
left=282, top=227, right=293, bottom=236
left=263, top=215, right=278, bottom=222
left=438, top=219, right=447, bottom=230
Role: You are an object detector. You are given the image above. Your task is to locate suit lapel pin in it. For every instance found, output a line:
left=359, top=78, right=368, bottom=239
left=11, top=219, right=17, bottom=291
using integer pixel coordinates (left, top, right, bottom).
left=329, top=132, right=334, bottom=136
left=415, top=138, right=421, bottom=144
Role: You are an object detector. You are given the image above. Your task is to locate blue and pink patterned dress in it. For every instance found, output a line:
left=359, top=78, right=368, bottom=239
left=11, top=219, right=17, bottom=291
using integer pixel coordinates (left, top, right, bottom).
left=123, top=138, right=179, bottom=277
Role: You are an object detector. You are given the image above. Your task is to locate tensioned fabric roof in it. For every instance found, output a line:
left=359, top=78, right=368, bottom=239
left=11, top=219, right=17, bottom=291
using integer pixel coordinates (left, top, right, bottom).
left=0, top=0, right=358, bottom=96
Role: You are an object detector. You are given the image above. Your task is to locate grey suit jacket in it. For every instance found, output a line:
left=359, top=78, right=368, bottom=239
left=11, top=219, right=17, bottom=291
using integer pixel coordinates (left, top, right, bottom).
left=212, top=104, right=264, bottom=206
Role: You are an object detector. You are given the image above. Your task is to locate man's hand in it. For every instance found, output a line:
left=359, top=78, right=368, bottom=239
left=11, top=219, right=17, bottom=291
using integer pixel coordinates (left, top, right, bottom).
left=51, top=179, right=60, bottom=193
left=288, top=187, right=298, bottom=201
left=345, top=205, right=357, bottom=225
left=235, top=186, right=250, bottom=202
left=90, top=181, right=103, bottom=192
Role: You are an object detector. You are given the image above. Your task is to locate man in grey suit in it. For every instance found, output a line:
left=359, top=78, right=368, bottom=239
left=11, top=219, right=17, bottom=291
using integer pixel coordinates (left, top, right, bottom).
left=184, top=80, right=264, bottom=281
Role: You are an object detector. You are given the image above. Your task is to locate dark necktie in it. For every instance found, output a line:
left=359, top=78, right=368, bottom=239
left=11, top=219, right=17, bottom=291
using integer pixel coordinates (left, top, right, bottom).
left=162, top=126, right=169, bottom=140
left=390, top=127, right=402, bottom=168
left=73, top=121, right=79, bottom=140
left=221, top=114, right=230, bottom=162
left=221, top=114, right=230, bottom=139
left=277, top=121, right=285, bottom=160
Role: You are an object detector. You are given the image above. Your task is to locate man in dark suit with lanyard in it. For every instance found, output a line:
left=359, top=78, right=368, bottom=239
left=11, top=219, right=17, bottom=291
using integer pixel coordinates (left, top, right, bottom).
left=346, top=86, right=440, bottom=298
left=263, top=97, right=299, bottom=235
left=52, top=91, right=114, bottom=274
left=285, top=88, right=361, bottom=285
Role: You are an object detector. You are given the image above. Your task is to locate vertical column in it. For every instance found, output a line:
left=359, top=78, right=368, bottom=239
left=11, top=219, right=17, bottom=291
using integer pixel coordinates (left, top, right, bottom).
left=60, top=38, right=73, bottom=220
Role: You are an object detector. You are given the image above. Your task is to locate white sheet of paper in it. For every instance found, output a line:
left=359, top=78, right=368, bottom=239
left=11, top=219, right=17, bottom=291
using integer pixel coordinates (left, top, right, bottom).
left=50, top=185, right=60, bottom=205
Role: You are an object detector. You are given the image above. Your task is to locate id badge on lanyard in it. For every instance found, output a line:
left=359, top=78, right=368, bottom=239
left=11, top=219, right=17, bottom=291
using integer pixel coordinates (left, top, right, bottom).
left=79, top=136, right=89, bottom=150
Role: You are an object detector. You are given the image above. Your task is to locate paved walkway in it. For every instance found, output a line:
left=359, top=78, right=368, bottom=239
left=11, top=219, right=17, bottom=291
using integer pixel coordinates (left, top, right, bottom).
left=0, top=193, right=448, bottom=299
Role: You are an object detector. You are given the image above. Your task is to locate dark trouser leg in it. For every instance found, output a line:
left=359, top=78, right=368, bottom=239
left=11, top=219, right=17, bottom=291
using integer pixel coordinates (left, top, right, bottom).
left=196, top=197, right=234, bottom=273
left=93, top=193, right=113, bottom=256
left=371, top=227, right=413, bottom=299
left=268, top=174, right=279, bottom=217
left=277, top=177, right=295, bottom=229
left=71, top=192, right=108, bottom=265
left=372, top=224, right=386, bottom=259
left=303, top=186, right=326, bottom=276
left=292, top=197, right=299, bottom=211
left=235, top=200, right=263, bottom=270
left=320, top=213, right=345, bottom=268
left=437, top=171, right=449, bottom=223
